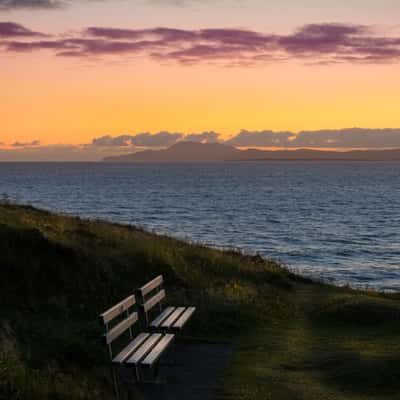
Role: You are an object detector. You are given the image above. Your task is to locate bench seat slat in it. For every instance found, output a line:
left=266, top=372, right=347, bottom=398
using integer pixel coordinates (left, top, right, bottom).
left=161, top=307, right=186, bottom=328
left=172, top=307, right=196, bottom=330
left=150, top=307, right=176, bottom=328
left=126, top=334, right=162, bottom=365
left=141, top=334, right=174, bottom=366
left=112, top=333, right=150, bottom=364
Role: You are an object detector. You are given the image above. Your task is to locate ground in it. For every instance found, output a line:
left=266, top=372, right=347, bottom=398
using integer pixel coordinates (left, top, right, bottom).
left=0, top=203, right=399, bottom=400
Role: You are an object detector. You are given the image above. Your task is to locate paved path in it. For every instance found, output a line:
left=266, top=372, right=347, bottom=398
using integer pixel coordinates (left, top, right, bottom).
left=123, top=343, right=232, bottom=400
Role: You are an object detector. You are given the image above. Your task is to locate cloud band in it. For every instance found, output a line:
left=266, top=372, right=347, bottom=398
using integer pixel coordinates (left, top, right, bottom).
left=1, top=22, right=400, bottom=65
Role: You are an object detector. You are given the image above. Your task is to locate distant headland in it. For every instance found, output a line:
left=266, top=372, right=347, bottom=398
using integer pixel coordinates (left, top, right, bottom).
left=103, top=141, right=400, bottom=163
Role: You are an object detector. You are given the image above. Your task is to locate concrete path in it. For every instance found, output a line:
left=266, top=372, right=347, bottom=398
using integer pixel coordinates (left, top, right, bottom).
left=123, top=343, right=232, bottom=400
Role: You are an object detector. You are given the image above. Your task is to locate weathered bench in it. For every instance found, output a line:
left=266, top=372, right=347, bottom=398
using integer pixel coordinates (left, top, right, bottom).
left=138, top=275, right=196, bottom=332
left=100, top=294, right=175, bottom=396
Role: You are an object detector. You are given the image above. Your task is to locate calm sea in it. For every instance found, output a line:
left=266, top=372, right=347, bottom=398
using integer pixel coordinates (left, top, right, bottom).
left=1, top=162, right=399, bottom=291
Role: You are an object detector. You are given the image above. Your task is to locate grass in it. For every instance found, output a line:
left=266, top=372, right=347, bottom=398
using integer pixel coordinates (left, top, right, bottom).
left=0, top=202, right=399, bottom=399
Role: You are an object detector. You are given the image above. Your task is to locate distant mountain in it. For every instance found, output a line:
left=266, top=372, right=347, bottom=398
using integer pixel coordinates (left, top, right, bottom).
left=103, top=141, right=240, bottom=162
left=103, top=141, right=400, bottom=162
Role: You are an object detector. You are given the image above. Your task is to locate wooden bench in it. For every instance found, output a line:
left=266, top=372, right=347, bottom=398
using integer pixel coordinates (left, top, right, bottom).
left=100, top=294, right=175, bottom=397
left=138, top=275, right=196, bottom=332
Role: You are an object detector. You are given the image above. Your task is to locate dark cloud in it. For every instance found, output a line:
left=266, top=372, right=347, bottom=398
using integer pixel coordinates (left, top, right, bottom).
left=293, top=128, right=400, bottom=148
left=2, top=22, right=400, bottom=64
left=278, top=24, right=369, bottom=54
left=0, top=22, right=44, bottom=37
left=85, top=26, right=197, bottom=41
left=91, top=135, right=138, bottom=147
left=131, top=132, right=183, bottom=147
left=0, top=0, right=65, bottom=10
left=11, top=139, right=40, bottom=147
left=226, top=130, right=295, bottom=147
left=3, top=129, right=400, bottom=161
left=91, top=132, right=184, bottom=147
left=4, top=37, right=150, bottom=55
left=227, top=128, right=400, bottom=148
left=91, top=131, right=221, bottom=147
left=0, top=0, right=212, bottom=10
left=0, top=144, right=106, bottom=162
left=184, top=131, right=220, bottom=143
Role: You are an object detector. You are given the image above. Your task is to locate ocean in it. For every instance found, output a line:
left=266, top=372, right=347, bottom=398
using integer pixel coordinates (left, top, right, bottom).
left=1, top=161, right=399, bottom=291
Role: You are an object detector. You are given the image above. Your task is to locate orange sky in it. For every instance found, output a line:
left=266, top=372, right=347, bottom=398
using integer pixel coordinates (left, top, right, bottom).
left=1, top=0, right=400, bottom=150
left=3, top=55, right=400, bottom=145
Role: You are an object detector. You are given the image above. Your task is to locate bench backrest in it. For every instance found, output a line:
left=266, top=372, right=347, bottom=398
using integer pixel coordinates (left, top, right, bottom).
left=99, top=294, right=138, bottom=359
left=138, top=275, right=166, bottom=325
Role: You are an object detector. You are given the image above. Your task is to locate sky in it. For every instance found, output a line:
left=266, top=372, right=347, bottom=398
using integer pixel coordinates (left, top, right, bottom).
left=1, top=0, right=400, bottom=160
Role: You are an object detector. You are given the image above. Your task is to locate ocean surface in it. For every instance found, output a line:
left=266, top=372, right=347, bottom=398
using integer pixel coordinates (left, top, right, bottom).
left=1, top=162, right=399, bottom=291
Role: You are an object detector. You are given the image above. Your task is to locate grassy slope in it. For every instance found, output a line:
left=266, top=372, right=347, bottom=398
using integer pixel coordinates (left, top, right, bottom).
left=0, top=203, right=399, bottom=400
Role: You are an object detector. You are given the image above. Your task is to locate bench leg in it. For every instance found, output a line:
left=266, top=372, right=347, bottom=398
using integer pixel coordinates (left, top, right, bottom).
left=134, top=362, right=166, bottom=385
left=135, top=364, right=141, bottom=383
left=153, top=360, right=160, bottom=380
left=111, top=366, right=120, bottom=400
left=137, top=364, right=158, bottom=383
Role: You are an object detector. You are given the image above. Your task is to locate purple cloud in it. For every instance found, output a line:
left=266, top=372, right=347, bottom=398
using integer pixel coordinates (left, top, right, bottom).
left=278, top=23, right=370, bottom=54
left=0, top=22, right=44, bottom=37
left=0, top=0, right=207, bottom=11
left=85, top=27, right=145, bottom=40
left=2, top=22, right=400, bottom=65
left=0, top=0, right=64, bottom=10
left=4, top=37, right=152, bottom=56
left=86, top=27, right=197, bottom=42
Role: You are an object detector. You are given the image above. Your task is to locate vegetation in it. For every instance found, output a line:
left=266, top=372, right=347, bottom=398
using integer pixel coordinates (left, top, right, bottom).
left=0, top=203, right=399, bottom=399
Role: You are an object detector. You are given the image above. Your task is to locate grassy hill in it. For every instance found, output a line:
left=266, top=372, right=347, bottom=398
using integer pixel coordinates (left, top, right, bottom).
left=0, top=203, right=399, bottom=400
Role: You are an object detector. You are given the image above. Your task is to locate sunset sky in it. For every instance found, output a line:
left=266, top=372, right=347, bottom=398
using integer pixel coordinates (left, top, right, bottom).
left=1, top=0, right=400, bottom=160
